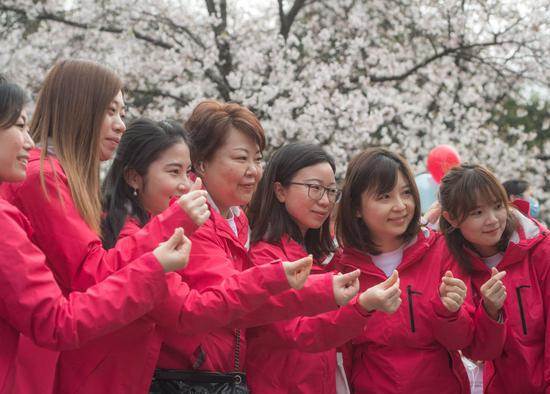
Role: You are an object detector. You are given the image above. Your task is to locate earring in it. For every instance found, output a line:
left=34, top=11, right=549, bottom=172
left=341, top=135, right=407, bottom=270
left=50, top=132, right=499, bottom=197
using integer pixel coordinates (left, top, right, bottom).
left=133, top=188, right=138, bottom=197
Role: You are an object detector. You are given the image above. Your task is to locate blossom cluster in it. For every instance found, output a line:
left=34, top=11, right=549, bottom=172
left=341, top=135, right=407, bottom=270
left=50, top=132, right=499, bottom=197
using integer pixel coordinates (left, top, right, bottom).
left=1, top=0, right=549, bottom=221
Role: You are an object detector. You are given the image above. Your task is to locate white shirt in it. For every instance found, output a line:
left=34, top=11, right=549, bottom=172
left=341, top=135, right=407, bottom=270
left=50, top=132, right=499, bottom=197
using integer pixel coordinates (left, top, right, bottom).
left=482, top=253, right=504, bottom=269
left=369, top=245, right=404, bottom=277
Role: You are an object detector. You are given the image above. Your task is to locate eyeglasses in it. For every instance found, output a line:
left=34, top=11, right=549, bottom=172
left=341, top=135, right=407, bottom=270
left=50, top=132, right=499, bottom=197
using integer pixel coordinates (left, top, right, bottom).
left=289, top=182, right=342, bottom=203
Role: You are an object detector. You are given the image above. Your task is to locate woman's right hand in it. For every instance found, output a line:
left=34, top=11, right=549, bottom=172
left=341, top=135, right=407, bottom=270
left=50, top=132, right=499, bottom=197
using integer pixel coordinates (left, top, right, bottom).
left=358, top=270, right=402, bottom=313
left=423, top=201, right=441, bottom=225
left=153, top=228, right=192, bottom=272
left=177, top=178, right=210, bottom=226
left=282, top=255, right=313, bottom=289
left=480, top=267, right=507, bottom=321
left=332, top=270, right=361, bottom=306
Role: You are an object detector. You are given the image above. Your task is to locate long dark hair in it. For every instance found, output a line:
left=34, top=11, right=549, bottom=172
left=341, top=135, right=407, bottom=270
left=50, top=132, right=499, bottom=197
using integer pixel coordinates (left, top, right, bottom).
left=0, top=75, right=28, bottom=130
left=101, top=118, right=190, bottom=248
left=335, top=147, right=421, bottom=255
left=439, top=164, right=516, bottom=272
left=248, top=143, right=337, bottom=259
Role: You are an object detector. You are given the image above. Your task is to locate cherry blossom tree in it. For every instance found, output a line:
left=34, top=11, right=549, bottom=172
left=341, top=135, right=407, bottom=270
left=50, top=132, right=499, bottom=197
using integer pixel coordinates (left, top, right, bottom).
left=1, top=0, right=549, bottom=220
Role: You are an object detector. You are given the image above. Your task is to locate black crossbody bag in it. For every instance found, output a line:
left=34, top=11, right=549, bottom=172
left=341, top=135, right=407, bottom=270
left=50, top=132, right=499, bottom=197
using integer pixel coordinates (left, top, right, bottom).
left=150, top=329, right=249, bottom=394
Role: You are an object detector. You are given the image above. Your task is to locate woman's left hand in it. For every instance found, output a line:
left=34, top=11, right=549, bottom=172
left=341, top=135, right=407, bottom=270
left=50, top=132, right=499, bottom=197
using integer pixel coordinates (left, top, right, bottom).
left=439, top=271, right=467, bottom=313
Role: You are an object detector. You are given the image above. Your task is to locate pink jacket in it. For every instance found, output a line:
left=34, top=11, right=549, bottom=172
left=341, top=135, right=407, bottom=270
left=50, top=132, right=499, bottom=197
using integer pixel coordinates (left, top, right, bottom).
left=465, top=211, right=550, bottom=394
left=0, top=197, right=168, bottom=394
left=339, top=229, right=473, bottom=394
left=157, top=204, right=340, bottom=373
left=245, top=237, right=372, bottom=394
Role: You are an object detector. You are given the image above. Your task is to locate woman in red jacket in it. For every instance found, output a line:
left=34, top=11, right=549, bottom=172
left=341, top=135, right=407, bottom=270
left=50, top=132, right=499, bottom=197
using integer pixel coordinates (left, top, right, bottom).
left=0, top=60, right=212, bottom=393
left=97, top=113, right=362, bottom=392
left=335, top=148, right=474, bottom=394
left=439, top=164, right=550, bottom=394
left=69, top=117, right=320, bottom=394
left=0, top=76, right=196, bottom=394
left=245, top=142, right=403, bottom=394
left=148, top=101, right=362, bottom=392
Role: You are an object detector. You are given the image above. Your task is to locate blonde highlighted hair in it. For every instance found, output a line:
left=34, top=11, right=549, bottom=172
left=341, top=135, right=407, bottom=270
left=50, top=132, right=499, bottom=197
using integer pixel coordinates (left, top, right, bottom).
left=31, top=59, right=122, bottom=234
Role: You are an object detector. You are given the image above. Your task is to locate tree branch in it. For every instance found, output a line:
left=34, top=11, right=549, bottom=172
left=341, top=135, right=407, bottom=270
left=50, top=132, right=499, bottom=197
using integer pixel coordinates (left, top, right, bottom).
left=205, top=0, right=233, bottom=100
left=0, top=5, right=175, bottom=49
left=370, top=40, right=517, bottom=83
left=278, top=0, right=307, bottom=40
left=130, top=88, right=191, bottom=106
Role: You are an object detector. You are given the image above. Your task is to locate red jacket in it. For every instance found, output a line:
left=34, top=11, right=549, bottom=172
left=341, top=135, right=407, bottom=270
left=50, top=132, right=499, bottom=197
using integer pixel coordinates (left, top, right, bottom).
left=245, top=237, right=372, bottom=394
left=157, top=204, right=340, bottom=372
left=0, top=197, right=168, bottom=394
left=51, top=217, right=297, bottom=394
left=465, top=211, right=550, bottom=394
left=0, top=149, right=197, bottom=292
left=339, top=229, right=473, bottom=394
left=0, top=148, right=195, bottom=394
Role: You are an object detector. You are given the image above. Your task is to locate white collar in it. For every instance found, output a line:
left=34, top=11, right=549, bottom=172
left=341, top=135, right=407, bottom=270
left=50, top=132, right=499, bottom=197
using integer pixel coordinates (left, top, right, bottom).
left=207, top=194, right=241, bottom=218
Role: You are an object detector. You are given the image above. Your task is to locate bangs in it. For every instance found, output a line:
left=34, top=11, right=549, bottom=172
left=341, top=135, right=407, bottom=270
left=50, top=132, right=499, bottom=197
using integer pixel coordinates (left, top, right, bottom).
left=364, top=155, right=401, bottom=196
left=337, top=147, right=421, bottom=253
left=452, top=168, right=508, bottom=222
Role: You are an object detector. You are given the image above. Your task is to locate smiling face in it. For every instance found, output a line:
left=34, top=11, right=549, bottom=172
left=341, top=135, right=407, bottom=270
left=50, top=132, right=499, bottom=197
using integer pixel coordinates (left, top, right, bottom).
left=0, top=108, right=35, bottom=183
left=439, top=164, right=513, bottom=259
left=99, top=91, right=126, bottom=161
left=447, top=196, right=508, bottom=257
left=357, top=170, right=415, bottom=252
left=138, top=141, right=192, bottom=216
left=275, top=162, right=337, bottom=236
left=199, top=127, right=262, bottom=217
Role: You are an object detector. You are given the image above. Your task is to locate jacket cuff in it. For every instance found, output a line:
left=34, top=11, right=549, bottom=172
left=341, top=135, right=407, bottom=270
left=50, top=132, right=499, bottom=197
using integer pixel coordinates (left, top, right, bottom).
left=300, top=273, right=339, bottom=315
left=477, top=300, right=506, bottom=325
left=133, top=252, right=169, bottom=299
left=431, top=296, right=460, bottom=319
left=165, top=199, right=199, bottom=236
left=351, top=294, right=375, bottom=318
left=259, top=259, right=291, bottom=294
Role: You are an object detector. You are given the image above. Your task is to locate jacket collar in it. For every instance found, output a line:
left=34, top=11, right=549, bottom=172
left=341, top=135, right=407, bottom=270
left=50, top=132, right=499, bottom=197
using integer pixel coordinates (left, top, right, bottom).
left=468, top=209, right=546, bottom=272
left=277, top=236, right=331, bottom=272
left=206, top=195, right=250, bottom=251
left=340, top=227, right=437, bottom=276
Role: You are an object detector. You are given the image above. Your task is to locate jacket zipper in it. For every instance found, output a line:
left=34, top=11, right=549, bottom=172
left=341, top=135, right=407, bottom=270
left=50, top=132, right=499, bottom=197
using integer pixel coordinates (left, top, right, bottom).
left=407, top=285, right=422, bottom=333
left=515, top=285, right=531, bottom=335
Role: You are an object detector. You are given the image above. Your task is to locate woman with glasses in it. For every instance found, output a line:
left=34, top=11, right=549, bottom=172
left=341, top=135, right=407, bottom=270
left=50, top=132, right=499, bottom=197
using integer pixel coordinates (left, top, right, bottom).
left=151, top=102, right=363, bottom=393
left=335, top=148, right=475, bottom=394
left=245, top=143, right=403, bottom=394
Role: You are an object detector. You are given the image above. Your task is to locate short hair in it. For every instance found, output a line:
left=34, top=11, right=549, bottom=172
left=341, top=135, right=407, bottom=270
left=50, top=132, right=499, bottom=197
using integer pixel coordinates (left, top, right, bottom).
left=185, top=100, right=265, bottom=167
left=336, top=147, right=421, bottom=254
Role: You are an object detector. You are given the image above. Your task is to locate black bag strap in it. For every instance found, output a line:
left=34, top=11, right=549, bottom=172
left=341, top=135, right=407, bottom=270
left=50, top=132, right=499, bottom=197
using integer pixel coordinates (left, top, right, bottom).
left=234, top=328, right=241, bottom=371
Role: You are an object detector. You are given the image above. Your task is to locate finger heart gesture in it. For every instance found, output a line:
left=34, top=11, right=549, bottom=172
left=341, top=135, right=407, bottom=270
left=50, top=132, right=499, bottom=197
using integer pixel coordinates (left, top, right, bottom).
left=439, top=271, right=467, bottom=313
left=177, top=177, right=210, bottom=226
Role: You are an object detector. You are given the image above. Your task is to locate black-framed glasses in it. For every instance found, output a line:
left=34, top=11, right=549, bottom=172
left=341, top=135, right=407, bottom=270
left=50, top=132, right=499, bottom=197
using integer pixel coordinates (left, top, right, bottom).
left=289, top=182, right=342, bottom=203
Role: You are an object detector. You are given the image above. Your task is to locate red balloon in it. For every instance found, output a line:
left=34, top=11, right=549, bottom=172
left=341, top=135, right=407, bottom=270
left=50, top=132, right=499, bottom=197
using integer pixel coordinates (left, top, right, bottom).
left=427, top=145, right=461, bottom=183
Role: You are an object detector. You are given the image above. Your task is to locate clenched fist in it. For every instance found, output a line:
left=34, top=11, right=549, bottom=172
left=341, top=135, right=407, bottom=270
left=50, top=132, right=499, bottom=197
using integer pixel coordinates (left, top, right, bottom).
left=358, top=270, right=402, bottom=313
left=439, top=271, right=467, bottom=313
left=480, top=267, right=507, bottom=321
left=177, top=177, right=210, bottom=226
